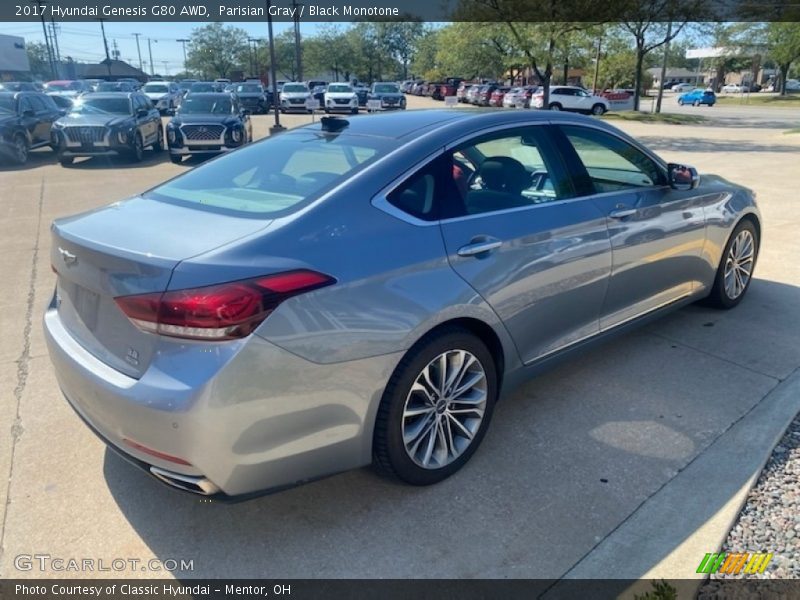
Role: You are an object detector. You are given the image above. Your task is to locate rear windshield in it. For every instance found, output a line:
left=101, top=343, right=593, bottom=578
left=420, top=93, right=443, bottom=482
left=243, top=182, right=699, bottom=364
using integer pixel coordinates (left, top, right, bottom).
left=145, top=132, right=392, bottom=216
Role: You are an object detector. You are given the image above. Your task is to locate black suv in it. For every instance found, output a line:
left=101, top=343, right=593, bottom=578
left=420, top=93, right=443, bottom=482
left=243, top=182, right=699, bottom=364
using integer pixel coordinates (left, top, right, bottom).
left=52, top=92, right=163, bottom=166
left=232, top=82, right=269, bottom=113
left=166, top=92, right=252, bottom=164
left=0, top=91, right=62, bottom=165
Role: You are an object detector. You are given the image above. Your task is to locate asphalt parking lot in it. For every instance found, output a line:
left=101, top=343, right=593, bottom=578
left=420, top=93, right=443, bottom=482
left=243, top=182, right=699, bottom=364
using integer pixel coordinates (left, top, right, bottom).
left=1, top=95, right=799, bottom=584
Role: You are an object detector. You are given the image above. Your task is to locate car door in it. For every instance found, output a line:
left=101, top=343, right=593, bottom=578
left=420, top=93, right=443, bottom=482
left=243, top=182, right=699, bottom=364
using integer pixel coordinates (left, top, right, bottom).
left=553, top=123, right=707, bottom=330
left=437, top=125, right=613, bottom=364
left=29, top=94, right=55, bottom=144
left=136, top=95, right=158, bottom=143
left=17, top=95, right=39, bottom=142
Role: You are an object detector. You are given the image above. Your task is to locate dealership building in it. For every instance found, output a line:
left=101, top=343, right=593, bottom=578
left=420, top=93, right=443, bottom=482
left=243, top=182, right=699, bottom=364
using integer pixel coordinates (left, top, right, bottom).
left=0, top=34, right=31, bottom=81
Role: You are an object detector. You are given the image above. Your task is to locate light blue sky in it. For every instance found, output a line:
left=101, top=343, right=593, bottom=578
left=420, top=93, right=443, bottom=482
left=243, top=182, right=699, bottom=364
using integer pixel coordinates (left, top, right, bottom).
left=0, top=21, right=325, bottom=74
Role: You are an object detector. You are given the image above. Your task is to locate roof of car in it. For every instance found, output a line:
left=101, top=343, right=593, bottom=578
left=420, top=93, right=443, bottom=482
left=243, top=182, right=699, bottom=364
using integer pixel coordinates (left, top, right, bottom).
left=299, top=108, right=594, bottom=141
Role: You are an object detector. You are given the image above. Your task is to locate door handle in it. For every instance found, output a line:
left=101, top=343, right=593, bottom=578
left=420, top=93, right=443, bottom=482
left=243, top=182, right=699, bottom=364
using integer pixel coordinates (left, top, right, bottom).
left=609, top=208, right=637, bottom=219
left=457, top=239, right=502, bottom=257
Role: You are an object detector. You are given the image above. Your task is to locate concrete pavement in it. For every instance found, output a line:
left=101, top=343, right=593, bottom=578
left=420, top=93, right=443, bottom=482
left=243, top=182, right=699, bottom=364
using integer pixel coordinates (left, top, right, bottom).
left=1, top=96, right=799, bottom=582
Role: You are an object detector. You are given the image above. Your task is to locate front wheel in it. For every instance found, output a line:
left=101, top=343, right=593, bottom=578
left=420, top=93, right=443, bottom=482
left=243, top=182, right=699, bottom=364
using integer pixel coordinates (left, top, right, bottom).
left=130, top=132, right=144, bottom=162
left=373, top=327, right=497, bottom=486
left=591, top=103, right=606, bottom=115
left=169, top=154, right=182, bottom=164
left=704, top=220, right=759, bottom=309
left=549, top=102, right=562, bottom=111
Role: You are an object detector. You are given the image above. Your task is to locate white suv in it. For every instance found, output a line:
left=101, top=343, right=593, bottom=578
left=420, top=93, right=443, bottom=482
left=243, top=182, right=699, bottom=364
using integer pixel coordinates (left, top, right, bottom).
left=324, top=83, right=359, bottom=114
left=141, top=81, right=182, bottom=114
left=532, top=86, right=609, bottom=115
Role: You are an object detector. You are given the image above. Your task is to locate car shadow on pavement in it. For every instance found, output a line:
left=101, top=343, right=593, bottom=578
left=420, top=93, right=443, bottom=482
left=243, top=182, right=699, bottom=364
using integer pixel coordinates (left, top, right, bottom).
left=0, top=148, right=60, bottom=172
left=60, top=150, right=170, bottom=170
left=102, top=277, right=800, bottom=580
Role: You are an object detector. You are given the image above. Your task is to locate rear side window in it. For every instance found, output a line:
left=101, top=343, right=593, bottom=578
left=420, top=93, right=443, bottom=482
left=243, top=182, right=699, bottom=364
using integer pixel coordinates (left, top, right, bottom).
left=386, top=156, right=452, bottom=221
left=146, top=132, right=390, bottom=216
left=561, top=125, right=664, bottom=192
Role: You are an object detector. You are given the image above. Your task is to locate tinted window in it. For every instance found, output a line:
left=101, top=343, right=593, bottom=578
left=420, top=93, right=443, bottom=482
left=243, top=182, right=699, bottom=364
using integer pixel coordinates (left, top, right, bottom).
left=236, top=84, right=262, bottom=93
left=327, top=84, right=353, bottom=93
left=28, top=95, right=48, bottom=111
left=0, top=96, right=16, bottom=112
left=561, top=125, right=664, bottom=192
left=146, top=132, right=388, bottom=216
left=143, top=83, right=169, bottom=93
left=386, top=157, right=452, bottom=221
left=179, top=96, right=233, bottom=114
left=282, top=84, right=308, bottom=93
left=18, top=96, right=34, bottom=113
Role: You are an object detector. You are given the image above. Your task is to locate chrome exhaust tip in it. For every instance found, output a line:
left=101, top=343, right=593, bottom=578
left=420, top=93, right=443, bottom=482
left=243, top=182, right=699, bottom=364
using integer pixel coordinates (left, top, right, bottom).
left=150, top=466, right=220, bottom=496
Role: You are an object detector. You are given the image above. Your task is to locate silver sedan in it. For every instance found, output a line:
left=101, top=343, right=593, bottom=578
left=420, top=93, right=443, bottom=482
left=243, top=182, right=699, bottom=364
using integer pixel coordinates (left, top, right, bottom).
left=44, top=110, right=760, bottom=499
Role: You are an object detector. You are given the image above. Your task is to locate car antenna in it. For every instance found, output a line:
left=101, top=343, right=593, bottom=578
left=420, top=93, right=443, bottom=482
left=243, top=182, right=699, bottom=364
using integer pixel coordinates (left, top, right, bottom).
left=320, top=116, right=349, bottom=133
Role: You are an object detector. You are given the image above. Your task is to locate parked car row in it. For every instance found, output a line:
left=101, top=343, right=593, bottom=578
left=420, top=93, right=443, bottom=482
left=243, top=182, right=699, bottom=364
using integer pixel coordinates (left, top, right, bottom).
left=435, top=82, right=611, bottom=115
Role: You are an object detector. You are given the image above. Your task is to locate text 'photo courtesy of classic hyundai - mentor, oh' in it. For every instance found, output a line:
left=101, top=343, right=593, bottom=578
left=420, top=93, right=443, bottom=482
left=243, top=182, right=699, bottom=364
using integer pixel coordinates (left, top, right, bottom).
left=44, top=110, right=761, bottom=500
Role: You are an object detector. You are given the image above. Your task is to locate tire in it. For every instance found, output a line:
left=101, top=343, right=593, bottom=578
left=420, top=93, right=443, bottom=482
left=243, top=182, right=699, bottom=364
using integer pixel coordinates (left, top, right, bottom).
left=591, top=103, right=606, bottom=115
left=351, top=108, right=358, bottom=115
left=12, top=133, right=29, bottom=165
left=704, top=219, right=759, bottom=309
left=152, top=126, right=164, bottom=152
left=169, top=154, right=182, bottom=164
left=58, top=155, right=74, bottom=166
left=678, top=100, right=684, bottom=106
left=372, top=326, right=498, bottom=486
left=549, top=102, right=562, bottom=111
left=130, top=132, right=144, bottom=162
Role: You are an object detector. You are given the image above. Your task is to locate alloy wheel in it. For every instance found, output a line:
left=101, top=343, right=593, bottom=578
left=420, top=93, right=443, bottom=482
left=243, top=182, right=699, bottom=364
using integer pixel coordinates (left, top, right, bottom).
left=15, top=136, right=28, bottom=164
left=402, top=349, right=487, bottom=469
left=723, top=229, right=755, bottom=300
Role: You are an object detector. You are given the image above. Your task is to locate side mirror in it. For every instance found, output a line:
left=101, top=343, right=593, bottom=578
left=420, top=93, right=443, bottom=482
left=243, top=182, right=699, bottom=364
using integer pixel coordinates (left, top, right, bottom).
left=136, top=108, right=149, bottom=118
left=668, top=163, right=699, bottom=191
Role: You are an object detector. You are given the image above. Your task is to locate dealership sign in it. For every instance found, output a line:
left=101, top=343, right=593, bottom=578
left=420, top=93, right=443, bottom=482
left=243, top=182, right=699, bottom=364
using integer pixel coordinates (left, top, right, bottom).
left=602, top=92, right=635, bottom=112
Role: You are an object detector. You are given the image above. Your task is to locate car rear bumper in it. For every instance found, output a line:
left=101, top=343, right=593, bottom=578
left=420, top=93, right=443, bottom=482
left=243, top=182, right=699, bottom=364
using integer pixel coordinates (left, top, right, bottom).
left=43, top=294, right=399, bottom=498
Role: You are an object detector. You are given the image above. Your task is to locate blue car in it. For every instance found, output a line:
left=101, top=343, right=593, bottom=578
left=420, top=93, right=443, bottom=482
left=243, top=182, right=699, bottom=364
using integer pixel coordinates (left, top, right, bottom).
left=678, top=89, right=716, bottom=106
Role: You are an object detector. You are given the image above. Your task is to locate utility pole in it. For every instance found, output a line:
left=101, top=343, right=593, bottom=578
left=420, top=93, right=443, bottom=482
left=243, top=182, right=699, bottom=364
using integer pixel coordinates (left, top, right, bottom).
left=592, top=34, right=602, bottom=94
left=655, top=21, right=673, bottom=114
left=176, top=38, right=190, bottom=76
left=49, top=17, right=61, bottom=77
left=291, top=0, right=302, bottom=81
left=132, top=33, right=144, bottom=72
left=267, top=0, right=284, bottom=134
left=112, top=39, right=120, bottom=60
left=162, top=61, right=169, bottom=76
left=147, top=38, right=156, bottom=77
left=97, top=18, right=112, bottom=77
left=29, top=0, right=56, bottom=79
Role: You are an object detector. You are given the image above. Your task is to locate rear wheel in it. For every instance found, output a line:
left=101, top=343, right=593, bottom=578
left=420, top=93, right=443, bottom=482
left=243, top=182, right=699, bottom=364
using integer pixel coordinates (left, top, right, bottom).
left=169, top=154, right=182, bottom=164
left=58, top=155, right=74, bottom=166
left=373, top=327, right=497, bottom=486
left=12, top=134, right=28, bottom=165
left=705, top=220, right=759, bottom=309
left=591, top=103, right=606, bottom=115
left=549, top=102, right=562, bottom=111
left=152, top=126, right=164, bottom=152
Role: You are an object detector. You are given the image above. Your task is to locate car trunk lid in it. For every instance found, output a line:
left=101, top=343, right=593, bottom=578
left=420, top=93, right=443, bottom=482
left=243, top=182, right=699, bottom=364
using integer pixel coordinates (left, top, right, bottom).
left=51, top=196, right=272, bottom=378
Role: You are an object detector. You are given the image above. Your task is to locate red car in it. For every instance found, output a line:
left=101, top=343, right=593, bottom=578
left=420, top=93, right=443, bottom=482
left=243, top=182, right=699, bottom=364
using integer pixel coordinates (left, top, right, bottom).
left=437, top=78, right=464, bottom=100
left=489, top=86, right=511, bottom=107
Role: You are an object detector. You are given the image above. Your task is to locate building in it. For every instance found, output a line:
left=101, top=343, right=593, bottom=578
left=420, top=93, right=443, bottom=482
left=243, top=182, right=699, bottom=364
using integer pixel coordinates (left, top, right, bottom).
left=59, top=59, right=148, bottom=82
left=0, top=34, right=31, bottom=81
left=647, top=68, right=705, bottom=88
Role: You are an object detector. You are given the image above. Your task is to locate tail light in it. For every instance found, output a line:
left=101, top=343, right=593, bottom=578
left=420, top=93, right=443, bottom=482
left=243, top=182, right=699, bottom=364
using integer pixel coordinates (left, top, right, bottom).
left=115, top=270, right=335, bottom=341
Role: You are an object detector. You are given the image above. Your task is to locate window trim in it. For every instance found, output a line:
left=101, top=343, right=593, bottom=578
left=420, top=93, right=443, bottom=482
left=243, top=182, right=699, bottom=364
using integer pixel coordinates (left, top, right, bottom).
left=373, top=122, right=589, bottom=225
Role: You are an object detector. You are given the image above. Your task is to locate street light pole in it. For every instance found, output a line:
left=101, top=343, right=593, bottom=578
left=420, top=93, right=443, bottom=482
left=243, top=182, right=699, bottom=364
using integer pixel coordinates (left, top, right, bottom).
left=29, top=0, right=56, bottom=79
left=132, top=33, right=144, bottom=72
left=266, top=0, right=284, bottom=134
left=147, top=38, right=156, bottom=77
left=177, top=38, right=190, bottom=76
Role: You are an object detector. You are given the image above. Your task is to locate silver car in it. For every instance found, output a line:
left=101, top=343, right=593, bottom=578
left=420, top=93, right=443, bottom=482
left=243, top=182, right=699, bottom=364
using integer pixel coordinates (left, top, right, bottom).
left=44, top=110, right=761, bottom=499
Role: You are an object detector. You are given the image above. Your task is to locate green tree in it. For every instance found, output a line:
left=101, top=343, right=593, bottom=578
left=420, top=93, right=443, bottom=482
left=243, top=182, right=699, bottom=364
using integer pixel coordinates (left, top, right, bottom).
left=377, top=21, right=425, bottom=80
left=765, top=23, right=800, bottom=95
left=186, top=23, right=249, bottom=80
left=26, top=41, right=52, bottom=80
